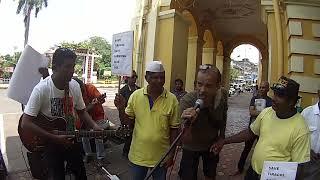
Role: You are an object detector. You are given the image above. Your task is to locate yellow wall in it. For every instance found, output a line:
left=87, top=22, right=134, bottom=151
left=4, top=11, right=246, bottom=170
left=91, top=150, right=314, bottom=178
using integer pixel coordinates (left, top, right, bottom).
left=216, top=55, right=224, bottom=74
left=155, top=15, right=175, bottom=90
left=171, top=13, right=189, bottom=90
left=202, top=48, right=214, bottom=65
left=267, top=13, right=279, bottom=85
left=185, top=37, right=198, bottom=92
left=284, top=5, right=320, bottom=108
left=155, top=11, right=189, bottom=90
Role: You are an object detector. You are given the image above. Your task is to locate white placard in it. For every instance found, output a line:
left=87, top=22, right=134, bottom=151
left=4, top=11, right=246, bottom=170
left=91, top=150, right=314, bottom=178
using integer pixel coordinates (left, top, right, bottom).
left=255, top=99, right=266, bottom=112
left=261, top=161, right=298, bottom=180
left=7, top=45, right=49, bottom=105
left=111, top=31, right=133, bottom=76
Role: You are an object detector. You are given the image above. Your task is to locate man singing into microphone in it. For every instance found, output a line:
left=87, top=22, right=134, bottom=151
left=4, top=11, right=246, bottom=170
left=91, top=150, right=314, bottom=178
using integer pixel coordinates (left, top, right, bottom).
left=114, top=61, right=180, bottom=180
left=179, top=64, right=228, bottom=180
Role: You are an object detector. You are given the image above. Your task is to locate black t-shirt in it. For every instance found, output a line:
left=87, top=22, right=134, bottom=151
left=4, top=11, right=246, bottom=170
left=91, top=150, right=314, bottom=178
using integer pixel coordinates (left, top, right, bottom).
left=119, top=84, right=140, bottom=105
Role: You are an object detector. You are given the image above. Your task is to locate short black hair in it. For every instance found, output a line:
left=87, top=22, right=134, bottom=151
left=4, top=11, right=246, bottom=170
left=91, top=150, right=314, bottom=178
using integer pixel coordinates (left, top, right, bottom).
left=175, top=78, right=183, bottom=85
left=52, top=48, right=77, bottom=71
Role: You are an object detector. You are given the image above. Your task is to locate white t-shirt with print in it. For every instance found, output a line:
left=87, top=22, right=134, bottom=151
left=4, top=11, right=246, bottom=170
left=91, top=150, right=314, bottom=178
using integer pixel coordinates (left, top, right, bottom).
left=24, top=76, right=85, bottom=119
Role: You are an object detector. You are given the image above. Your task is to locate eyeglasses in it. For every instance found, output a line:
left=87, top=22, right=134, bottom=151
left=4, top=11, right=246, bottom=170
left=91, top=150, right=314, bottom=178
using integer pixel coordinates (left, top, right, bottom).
left=199, top=64, right=214, bottom=70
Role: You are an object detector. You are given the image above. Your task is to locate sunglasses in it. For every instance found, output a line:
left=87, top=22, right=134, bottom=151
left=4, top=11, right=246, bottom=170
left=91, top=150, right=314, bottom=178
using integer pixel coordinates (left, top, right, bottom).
left=199, top=64, right=214, bottom=70
left=272, top=83, right=286, bottom=90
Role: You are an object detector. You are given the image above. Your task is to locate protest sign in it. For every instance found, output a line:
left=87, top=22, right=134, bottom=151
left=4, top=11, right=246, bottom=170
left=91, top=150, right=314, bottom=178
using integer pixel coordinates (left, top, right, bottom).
left=111, top=31, right=134, bottom=76
left=261, top=161, right=298, bottom=180
left=7, top=45, right=49, bottom=105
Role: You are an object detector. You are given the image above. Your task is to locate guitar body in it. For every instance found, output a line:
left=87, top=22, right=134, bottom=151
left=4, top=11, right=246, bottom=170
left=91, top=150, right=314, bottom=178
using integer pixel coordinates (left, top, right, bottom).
left=18, top=114, right=67, bottom=152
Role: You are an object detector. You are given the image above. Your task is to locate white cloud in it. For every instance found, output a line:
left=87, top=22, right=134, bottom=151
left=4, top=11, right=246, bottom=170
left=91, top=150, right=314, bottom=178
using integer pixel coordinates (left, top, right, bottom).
left=0, top=0, right=136, bottom=55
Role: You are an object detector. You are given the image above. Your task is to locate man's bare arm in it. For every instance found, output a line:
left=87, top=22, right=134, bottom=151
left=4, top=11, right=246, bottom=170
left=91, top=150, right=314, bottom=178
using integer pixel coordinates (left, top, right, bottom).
left=210, top=129, right=256, bottom=153
left=77, top=109, right=102, bottom=130
left=118, top=108, right=135, bottom=127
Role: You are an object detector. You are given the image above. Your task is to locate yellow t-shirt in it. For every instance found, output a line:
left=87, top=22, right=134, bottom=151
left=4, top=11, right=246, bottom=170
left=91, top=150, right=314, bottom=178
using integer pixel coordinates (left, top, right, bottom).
left=125, top=87, right=180, bottom=167
left=250, top=107, right=310, bottom=174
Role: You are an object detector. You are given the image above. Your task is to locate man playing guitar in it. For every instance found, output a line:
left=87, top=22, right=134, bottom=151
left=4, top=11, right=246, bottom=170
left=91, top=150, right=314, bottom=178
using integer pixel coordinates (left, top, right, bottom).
left=21, top=48, right=102, bottom=180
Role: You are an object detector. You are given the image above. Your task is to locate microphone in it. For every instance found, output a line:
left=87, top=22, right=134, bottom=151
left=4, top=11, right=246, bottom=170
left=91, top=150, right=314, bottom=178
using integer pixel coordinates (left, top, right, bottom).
left=183, top=99, right=204, bottom=126
left=194, top=99, right=204, bottom=111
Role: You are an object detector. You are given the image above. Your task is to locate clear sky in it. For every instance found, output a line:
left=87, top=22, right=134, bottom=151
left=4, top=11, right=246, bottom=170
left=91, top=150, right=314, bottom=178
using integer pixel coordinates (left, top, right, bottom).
left=230, top=44, right=261, bottom=64
left=0, top=0, right=136, bottom=55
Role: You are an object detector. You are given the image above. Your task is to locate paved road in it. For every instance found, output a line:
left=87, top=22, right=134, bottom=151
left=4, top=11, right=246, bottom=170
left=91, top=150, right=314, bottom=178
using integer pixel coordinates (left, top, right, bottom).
left=1, top=89, right=254, bottom=179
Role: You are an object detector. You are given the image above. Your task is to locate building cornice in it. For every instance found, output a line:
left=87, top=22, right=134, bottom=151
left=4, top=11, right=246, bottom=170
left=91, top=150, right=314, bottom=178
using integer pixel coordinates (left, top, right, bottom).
left=284, top=0, right=320, bottom=7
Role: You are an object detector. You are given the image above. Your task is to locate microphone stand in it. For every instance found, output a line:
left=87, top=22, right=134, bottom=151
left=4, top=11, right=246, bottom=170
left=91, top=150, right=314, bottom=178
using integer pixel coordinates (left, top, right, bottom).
left=144, top=121, right=189, bottom=180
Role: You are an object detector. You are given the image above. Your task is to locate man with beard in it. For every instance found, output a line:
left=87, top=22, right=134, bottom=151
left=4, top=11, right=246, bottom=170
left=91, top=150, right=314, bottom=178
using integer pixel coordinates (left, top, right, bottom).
left=114, top=61, right=180, bottom=180
left=21, top=48, right=102, bottom=179
left=179, top=64, right=228, bottom=180
left=233, top=81, right=272, bottom=175
left=211, top=76, right=310, bottom=180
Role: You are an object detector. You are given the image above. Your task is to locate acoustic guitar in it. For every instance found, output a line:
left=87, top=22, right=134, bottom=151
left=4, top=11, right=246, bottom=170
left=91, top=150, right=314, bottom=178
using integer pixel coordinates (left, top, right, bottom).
left=18, top=113, right=130, bottom=152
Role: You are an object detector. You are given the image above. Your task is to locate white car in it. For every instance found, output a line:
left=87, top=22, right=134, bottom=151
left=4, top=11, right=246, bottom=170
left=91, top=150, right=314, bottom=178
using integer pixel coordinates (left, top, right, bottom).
left=229, top=87, right=236, bottom=96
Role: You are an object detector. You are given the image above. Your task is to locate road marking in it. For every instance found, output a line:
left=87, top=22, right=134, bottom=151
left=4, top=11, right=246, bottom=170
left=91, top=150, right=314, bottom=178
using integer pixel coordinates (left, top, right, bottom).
left=0, top=114, right=9, bottom=170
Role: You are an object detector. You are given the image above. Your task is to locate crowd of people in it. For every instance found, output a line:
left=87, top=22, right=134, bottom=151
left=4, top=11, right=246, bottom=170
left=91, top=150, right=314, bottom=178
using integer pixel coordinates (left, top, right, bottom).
left=19, top=47, right=320, bottom=180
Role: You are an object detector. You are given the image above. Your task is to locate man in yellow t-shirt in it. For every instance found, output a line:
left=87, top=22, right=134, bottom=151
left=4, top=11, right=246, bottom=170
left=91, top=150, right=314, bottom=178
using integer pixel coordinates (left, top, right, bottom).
left=114, top=61, right=180, bottom=180
left=211, top=76, right=310, bottom=180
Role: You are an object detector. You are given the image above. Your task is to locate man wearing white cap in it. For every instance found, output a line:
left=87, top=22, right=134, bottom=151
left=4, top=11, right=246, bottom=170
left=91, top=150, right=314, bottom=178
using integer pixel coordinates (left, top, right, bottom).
left=114, top=61, right=180, bottom=180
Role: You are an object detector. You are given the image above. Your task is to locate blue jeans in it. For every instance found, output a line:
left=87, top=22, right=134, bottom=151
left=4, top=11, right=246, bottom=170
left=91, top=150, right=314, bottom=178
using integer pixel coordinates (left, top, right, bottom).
left=130, top=162, right=167, bottom=180
left=82, top=137, right=105, bottom=159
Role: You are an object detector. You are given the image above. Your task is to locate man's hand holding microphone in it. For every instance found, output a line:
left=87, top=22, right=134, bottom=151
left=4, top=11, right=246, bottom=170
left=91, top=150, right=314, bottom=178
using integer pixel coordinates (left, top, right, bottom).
left=181, top=99, right=203, bottom=126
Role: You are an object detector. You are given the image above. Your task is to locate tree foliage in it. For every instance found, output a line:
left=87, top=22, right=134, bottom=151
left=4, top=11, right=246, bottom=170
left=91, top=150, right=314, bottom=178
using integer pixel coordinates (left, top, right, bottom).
left=59, top=36, right=111, bottom=79
left=15, top=0, right=48, bottom=46
left=230, top=68, right=240, bottom=81
left=0, top=52, right=22, bottom=78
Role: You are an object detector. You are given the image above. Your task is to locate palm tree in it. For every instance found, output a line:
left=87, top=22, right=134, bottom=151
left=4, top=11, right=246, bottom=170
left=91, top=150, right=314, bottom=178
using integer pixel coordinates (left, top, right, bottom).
left=15, top=0, right=48, bottom=46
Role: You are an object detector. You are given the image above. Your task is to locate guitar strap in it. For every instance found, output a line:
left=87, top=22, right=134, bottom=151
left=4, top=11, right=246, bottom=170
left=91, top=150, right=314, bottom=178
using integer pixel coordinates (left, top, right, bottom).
left=64, top=83, right=75, bottom=131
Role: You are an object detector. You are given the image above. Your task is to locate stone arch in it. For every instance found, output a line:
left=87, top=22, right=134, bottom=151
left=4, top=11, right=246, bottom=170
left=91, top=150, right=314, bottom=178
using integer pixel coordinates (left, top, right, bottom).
left=224, top=35, right=269, bottom=87
left=181, top=10, right=199, bottom=37
left=225, top=35, right=267, bottom=61
left=179, top=9, right=202, bottom=92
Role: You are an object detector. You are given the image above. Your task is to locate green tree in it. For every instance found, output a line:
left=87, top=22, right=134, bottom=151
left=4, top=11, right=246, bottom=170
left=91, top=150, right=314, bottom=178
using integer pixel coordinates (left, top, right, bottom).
left=0, top=52, right=22, bottom=78
left=15, top=0, right=48, bottom=46
left=59, top=37, right=111, bottom=79
left=230, top=68, right=240, bottom=81
left=87, top=36, right=111, bottom=78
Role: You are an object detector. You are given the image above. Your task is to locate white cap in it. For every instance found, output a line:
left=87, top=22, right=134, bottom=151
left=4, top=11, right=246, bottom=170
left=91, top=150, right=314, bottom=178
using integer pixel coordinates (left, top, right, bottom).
left=146, top=60, right=165, bottom=72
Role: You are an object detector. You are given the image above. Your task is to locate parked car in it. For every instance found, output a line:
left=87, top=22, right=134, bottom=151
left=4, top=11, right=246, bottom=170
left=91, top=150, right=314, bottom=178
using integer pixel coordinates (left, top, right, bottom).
left=229, top=87, right=236, bottom=96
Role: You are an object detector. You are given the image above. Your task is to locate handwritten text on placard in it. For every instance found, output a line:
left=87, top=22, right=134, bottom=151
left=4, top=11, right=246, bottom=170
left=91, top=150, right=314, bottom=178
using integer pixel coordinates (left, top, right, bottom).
left=261, top=161, right=298, bottom=180
left=111, top=31, right=133, bottom=76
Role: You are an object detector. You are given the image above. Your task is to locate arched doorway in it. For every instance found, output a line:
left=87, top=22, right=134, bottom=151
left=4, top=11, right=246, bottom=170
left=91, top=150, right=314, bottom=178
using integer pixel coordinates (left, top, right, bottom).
left=182, top=10, right=201, bottom=92
left=229, top=44, right=261, bottom=95
left=224, top=35, right=268, bottom=89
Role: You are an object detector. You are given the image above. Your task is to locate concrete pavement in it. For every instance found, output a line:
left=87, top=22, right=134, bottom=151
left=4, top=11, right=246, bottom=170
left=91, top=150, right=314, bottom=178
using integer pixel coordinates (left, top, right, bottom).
left=1, top=89, right=253, bottom=180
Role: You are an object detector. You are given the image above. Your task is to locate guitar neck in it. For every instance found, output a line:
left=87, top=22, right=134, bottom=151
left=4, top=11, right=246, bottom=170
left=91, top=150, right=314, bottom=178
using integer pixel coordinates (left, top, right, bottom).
left=57, top=130, right=116, bottom=138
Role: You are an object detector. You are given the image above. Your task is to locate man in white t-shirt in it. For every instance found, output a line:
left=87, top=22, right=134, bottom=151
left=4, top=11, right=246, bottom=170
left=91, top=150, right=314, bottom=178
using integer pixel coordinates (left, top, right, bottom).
left=21, top=48, right=102, bottom=180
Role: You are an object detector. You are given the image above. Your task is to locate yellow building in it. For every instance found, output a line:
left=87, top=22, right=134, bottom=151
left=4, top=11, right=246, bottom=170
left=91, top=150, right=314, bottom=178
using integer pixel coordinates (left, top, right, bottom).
left=131, top=0, right=320, bottom=108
